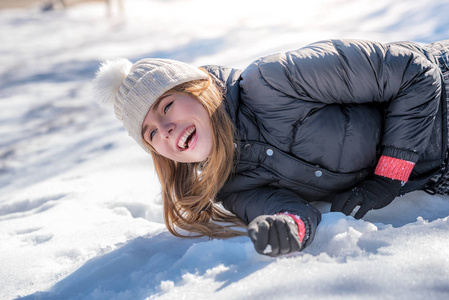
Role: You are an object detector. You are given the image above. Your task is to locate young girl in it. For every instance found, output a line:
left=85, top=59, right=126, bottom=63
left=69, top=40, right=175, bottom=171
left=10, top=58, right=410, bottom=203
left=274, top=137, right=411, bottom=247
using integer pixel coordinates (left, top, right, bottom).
left=94, top=39, right=449, bottom=257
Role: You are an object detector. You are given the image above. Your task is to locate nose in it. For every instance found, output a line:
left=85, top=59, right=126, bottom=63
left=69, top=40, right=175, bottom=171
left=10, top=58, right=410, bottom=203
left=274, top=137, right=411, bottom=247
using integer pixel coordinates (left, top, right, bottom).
left=159, top=122, right=175, bottom=139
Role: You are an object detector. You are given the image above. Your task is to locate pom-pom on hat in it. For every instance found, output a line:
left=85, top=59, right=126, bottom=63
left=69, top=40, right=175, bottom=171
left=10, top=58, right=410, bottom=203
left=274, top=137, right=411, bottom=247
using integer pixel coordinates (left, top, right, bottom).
left=93, top=58, right=209, bottom=152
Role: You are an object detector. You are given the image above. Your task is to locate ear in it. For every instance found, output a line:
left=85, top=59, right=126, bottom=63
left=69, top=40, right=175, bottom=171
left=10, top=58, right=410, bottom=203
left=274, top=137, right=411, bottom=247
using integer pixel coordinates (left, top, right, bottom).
left=93, top=58, right=133, bottom=108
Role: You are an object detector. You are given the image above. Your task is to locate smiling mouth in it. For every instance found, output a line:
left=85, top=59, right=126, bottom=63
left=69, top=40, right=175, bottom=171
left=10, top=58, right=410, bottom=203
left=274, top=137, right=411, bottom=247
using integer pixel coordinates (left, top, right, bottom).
left=177, top=126, right=196, bottom=150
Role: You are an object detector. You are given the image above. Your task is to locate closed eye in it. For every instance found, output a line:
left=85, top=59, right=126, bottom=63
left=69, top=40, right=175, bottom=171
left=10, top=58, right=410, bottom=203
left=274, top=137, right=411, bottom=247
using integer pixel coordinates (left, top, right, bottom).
left=164, top=101, right=173, bottom=114
left=149, top=129, right=157, bottom=141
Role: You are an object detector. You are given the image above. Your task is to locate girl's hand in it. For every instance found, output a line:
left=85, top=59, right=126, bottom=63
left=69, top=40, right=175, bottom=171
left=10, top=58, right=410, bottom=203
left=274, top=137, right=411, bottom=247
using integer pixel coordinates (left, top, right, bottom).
left=330, top=175, right=402, bottom=219
left=247, top=214, right=304, bottom=257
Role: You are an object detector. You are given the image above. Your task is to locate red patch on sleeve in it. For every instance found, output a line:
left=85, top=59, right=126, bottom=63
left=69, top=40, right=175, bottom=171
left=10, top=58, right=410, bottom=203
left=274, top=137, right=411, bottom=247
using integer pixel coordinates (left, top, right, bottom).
left=374, top=155, right=415, bottom=182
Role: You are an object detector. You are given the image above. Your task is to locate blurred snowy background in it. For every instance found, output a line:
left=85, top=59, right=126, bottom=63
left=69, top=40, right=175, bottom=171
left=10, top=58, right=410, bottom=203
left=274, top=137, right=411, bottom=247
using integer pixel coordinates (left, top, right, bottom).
left=1, top=0, right=449, bottom=299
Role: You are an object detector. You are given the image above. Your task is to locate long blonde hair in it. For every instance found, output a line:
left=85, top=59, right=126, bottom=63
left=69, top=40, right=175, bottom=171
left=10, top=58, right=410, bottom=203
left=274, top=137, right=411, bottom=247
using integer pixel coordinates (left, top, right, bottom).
left=142, top=70, right=245, bottom=238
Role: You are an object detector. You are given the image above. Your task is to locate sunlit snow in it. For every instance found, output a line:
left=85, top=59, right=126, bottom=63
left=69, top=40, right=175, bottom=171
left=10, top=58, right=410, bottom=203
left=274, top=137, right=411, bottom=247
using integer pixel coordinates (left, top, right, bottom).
left=1, top=0, right=449, bottom=299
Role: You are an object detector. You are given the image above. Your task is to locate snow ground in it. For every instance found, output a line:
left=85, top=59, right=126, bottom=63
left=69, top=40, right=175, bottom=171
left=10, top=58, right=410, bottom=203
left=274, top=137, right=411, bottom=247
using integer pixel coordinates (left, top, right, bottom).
left=1, top=0, right=449, bottom=299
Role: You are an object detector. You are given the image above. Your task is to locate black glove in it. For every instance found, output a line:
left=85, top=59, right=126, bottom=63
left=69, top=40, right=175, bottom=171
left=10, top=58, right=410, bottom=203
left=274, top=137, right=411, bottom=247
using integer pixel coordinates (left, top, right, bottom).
left=331, top=175, right=402, bottom=219
left=247, top=214, right=302, bottom=257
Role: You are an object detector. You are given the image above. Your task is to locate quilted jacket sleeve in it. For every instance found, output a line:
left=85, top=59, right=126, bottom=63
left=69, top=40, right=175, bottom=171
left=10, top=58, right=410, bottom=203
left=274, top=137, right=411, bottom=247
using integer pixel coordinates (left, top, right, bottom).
left=242, top=39, right=443, bottom=163
left=217, top=180, right=322, bottom=248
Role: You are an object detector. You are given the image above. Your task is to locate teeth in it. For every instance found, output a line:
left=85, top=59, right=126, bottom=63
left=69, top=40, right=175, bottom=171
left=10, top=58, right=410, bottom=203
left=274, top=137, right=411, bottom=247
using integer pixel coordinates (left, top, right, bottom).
left=188, top=133, right=195, bottom=148
left=178, top=126, right=196, bottom=149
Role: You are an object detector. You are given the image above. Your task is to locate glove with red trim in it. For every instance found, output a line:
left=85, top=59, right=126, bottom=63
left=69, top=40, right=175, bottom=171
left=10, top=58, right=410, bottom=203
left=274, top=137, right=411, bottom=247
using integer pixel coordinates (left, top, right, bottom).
left=247, top=213, right=306, bottom=257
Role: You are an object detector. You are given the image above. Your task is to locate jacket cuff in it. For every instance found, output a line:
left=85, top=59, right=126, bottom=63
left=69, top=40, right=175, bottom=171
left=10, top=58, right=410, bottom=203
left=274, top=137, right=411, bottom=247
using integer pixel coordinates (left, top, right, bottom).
left=276, top=212, right=306, bottom=244
left=374, top=155, right=415, bottom=182
left=381, top=146, right=420, bottom=163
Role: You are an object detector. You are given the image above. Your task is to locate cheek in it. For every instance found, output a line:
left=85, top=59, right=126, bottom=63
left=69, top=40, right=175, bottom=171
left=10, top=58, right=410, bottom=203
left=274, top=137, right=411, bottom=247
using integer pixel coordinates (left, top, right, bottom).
left=151, top=140, right=165, bottom=155
left=196, top=107, right=212, bottom=126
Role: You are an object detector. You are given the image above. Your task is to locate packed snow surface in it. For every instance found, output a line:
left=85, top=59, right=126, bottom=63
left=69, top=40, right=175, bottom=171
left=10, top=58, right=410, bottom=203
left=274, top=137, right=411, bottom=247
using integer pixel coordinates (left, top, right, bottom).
left=1, top=0, right=449, bottom=299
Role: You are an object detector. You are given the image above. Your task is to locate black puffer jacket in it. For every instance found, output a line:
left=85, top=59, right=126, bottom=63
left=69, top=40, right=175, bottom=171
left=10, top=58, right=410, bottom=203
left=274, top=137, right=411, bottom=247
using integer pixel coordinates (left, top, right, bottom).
left=204, top=39, right=448, bottom=247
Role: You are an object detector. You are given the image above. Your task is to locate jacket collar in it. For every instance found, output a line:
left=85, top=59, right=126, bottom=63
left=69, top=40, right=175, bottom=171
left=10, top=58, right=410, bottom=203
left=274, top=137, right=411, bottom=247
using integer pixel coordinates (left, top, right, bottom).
left=201, top=65, right=242, bottom=126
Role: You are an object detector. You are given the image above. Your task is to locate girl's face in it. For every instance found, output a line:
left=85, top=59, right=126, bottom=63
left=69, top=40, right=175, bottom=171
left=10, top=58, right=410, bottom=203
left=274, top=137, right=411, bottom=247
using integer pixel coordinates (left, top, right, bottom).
left=142, top=92, right=213, bottom=163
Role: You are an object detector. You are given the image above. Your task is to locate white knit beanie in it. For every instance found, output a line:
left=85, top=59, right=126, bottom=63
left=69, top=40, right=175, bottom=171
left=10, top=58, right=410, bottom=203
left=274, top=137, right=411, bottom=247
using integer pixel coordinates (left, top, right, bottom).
left=93, top=58, right=209, bottom=152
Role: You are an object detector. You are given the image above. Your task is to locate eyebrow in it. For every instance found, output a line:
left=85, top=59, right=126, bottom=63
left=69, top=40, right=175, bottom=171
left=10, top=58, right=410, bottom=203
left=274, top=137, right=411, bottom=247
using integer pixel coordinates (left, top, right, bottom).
left=151, top=93, right=172, bottom=112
